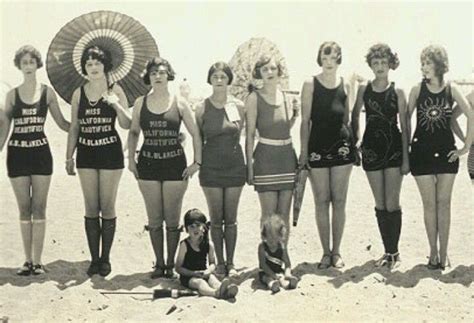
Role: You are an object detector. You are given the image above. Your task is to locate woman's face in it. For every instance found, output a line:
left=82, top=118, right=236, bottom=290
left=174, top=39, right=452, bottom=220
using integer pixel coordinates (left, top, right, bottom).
left=85, top=58, right=105, bottom=79
left=149, top=65, right=169, bottom=86
left=370, top=57, right=390, bottom=78
left=210, top=70, right=229, bottom=90
left=320, top=51, right=340, bottom=72
left=260, top=59, right=280, bottom=84
left=421, top=58, right=436, bottom=80
left=19, top=53, right=38, bottom=76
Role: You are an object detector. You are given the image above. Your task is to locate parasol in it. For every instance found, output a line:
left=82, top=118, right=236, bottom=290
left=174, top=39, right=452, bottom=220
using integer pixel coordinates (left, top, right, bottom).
left=46, top=10, right=159, bottom=105
left=293, top=165, right=309, bottom=226
left=228, top=37, right=290, bottom=102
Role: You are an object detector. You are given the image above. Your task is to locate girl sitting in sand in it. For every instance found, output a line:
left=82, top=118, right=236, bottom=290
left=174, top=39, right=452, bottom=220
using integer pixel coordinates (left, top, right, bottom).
left=258, top=215, right=298, bottom=293
left=175, top=209, right=239, bottom=299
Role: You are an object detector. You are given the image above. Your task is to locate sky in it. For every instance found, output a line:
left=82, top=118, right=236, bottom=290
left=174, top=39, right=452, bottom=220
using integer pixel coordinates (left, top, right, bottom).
left=0, top=0, right=472, bottom=105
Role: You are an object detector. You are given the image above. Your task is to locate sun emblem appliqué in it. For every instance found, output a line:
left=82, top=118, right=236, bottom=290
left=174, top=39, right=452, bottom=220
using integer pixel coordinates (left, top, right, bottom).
left=418, top=96, right=450, bottom=133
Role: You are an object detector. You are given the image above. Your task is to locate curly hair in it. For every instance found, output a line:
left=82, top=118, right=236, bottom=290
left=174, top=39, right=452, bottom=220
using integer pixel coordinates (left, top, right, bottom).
left=261, top=214, right=287, bottom=244
left=80, top=45, right=113, bottom=75
left=207, top=61, right=233, bottom=85
left=141, top=57, right=176, bottom=85
left=420, top=45, right=449, bottom=81
left=14, top=45, right=43, bottom=69
left=317, top=41, right=342, bottom=66
left=252, top=54, right=284, bottom=80
left=365, top=43, right=400, bottom=70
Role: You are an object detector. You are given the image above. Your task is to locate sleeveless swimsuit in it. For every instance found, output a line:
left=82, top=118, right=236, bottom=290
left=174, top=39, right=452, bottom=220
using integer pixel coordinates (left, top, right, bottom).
left=410, top=81, right=458, bottom=176
left=258, top=242, right=285, bottom=283
left=7, top=85, right=52, bottom=177
left=361, top=82, right=403, bottom=171
left=137, top=95, right=187, bottom=181
left=76, top=86, right=124, bottom=169
left=179, top=238, right=209, bottom=287
left=199, top=98, right=246, bottom=187
left=308, top=77, right=356, bottom=168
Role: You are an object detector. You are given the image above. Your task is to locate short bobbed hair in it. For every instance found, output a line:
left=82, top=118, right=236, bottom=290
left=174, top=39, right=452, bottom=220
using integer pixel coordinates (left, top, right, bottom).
left=14, top=45, right=43, bottom=69
left=80, top=45, right=113, bottom=75
left=317, top=41, right=342, bottom=66
left=142, top=57, right=176, bottom=85
left=252, top=55, right=284, bottom=79
left=261, top=214, right=287, bottom=244
left=365, top=43, right=400, bottom=70
left=207, top=61, right=233, bottom=85
left=420, top=45, right=449, bottom=81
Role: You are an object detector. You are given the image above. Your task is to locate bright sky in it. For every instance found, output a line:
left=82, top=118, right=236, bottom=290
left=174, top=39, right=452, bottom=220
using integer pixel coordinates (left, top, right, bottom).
left=1, top=0, right=472, bottom=104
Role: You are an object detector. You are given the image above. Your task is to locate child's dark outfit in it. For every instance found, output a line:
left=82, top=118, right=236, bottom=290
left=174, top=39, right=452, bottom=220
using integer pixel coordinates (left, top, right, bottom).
left=179, top=238, right=209, bottom=288
left=258, top=242, right=285, bottom=284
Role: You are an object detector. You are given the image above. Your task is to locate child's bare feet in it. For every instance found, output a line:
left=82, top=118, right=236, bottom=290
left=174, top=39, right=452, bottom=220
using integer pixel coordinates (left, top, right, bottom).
left=269, top=280, right=281, bottom=294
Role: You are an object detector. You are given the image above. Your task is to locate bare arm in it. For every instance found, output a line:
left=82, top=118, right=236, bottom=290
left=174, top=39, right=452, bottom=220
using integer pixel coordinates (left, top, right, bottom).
left=245, top=92, right=258, bottom=184
left=282, top=247, right=293, bottom=277
left=450, top=104, right=465, bottom=142
left=127, top=97, right=143, bottom=178
left=0, top=90, right=14, bottom=152
left=65, top=88, right=81, bottom=175
left=105, top=85, right=131, bottom=129
left=299, top=80, right=313, bottom=166
left=194, top=101, right=205, bottom=140
left=179, top=98, right=202, bottom=179
left=406, top=84, right=421, bottom=147
left=206, top=242, right=217, bottom=274
left=258, top=243, right=278, bottom=280
left=350, top=84, right=366, bottom=145
left=46, top=86, right=70, bottom=132
left=396, top=88, right=410, bottom=175
left=450, top=84, right=474, bottom=154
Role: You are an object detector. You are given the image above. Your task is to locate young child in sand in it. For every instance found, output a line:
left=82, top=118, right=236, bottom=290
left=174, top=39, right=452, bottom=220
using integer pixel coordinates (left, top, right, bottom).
left=258, top=215, right=298, bottom=293
left=175, top=209, right=238, bottom=299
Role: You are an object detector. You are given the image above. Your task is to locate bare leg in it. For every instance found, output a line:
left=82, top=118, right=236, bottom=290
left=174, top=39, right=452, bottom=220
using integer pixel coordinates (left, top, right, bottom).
left=202, top=187, right=225, bottom=268
left=436, top=174, right=456, bottom=268
left=366, top=170, right=386, bottom=211
left=309, top=168, right=331, bottom=256
left=30, top=175, right=51, bottom=266
left=414, top=175, right=438, bottom=263
left=276, top=189, right=293, bottom=243
left=10, top=176, right=33, bottom=263
left=188, top=278, right=218, bottom=297
left=258, top=191, right=279, bottom=227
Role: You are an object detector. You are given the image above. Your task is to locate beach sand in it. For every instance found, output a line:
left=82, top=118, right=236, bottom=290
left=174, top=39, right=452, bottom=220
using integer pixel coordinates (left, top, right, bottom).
left=0, top=114, right=473, bottom=322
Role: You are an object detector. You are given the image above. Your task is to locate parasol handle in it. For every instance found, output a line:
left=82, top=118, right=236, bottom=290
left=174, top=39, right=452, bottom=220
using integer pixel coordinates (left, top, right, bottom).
left=100, top=291, right=152, bottom=295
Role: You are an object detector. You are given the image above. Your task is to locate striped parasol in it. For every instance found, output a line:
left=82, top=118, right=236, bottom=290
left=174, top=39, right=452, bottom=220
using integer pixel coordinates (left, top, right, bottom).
left=46, top=10, right=159, bottom=105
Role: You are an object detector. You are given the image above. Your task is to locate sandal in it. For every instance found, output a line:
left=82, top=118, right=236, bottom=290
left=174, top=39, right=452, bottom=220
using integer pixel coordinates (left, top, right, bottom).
left=150, top=265, right=165, bottom=279
left=215, top=263, right=227, bottom=277
left=374, top=254, right=389, bottom=267
left=426, top=256, right=439, bottom=270
left=331, top=254, right=345, bottom=269
left=387, top=252, right=401, bottom=270
left=16, top=262, right=32, bottom=276
left=31, top=264, right=45, bottom=275
left=439, top=256, right=451, bottom=271
left=226, top=264, right=238, bottom=277
left=164, top=265, right=177, bottom=279
left=318, top=254, right=332, bottom=269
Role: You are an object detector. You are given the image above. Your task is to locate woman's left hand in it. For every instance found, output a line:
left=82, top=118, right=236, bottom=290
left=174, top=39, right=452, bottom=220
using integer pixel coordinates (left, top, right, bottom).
left=447, top=148, right=468, bottom=163
left=182, top=162, right=200, bottom=180
left=102, top=91, right=120, bottom=106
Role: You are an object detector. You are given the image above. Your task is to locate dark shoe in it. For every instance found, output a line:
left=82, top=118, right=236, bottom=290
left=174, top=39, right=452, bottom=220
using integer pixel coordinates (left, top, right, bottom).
left=331, top=254, right=345, bottom=268
left=85, top=217, right=101, bottom=264
left=16, top=262, right=32, bottom=276
left=87, top=260, right=101, bottom=277
left=218, top=278, right=231, bottom=299
left=31, top=264, right=45, bottom=275
left=224, top=283, right=239, bottom=299
left=99, top=260, right=112, bottom=277
left=164, top=265, right=177, bottom=279
left=427, top=256, right=440, bottom=270
left=269, top=280, right=281, bottom=294
left=150, top=265, right=165, bottom=279
left=318, top=254, right=332, bottom=269
left=439, top=257, right=451, bottom=271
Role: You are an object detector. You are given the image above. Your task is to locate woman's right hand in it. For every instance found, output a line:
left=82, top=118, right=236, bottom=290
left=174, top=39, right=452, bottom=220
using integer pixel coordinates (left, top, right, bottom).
left=298, top=153, right=308, bottom=169
left=65, top=159, right=76, bottom=176
left=128, top=159, right=139, bottom=179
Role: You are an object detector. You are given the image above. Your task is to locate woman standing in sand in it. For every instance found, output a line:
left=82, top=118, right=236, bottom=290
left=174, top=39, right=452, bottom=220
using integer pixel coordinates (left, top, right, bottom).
left=0, top=45, right=70, bottom=275
left=128, top=57, right=201, bottom=279
left=351, top=44, right=409, bottom=269
left=300, top=41, right=357, bottom=269
left=195, top=62, right=246, bottom=277
left=245, top=55, right=298, bottom=239
left=65, top=45, right=131, bottom=277
left=407, top=45, right=473, bottom=270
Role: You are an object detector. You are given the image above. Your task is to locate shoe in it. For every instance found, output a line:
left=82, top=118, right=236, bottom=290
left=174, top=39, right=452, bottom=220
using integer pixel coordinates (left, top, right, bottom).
left=426, top=256, right=439, bottom=270
left=387, top=252, right=401, bottom=270
left=226, top=264, right=238, bottom=277
left=164, top=265, right=177, bottom=279
left=225, top=284, right=239, bottom=299
left=218, top=278, right=231, bottom=299
left=31, top=264, right=45, bottom=275
left=269, top=280, right=281, bottom=294
left=331, top=254, right=345, bottom=269
left=374, top=254, right=389, bottom=267
left=439, top=257, right=451, bottom=271
left=287, top=276, right=298, bottom=289
left=16, top=262, right=32, bottom=276
left=318, top=254, right=332, bottom=269
left=150, top=265, right=165, bottom=279
left=99, top=260, right=112, bottom=277
left=87, top=260, right=101, bottom=277
left=215, top=264, right=227, bottom=277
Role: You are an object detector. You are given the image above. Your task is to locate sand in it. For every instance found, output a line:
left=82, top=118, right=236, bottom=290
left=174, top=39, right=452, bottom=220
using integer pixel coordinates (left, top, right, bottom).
left=0, top=114, right=473, bottom=322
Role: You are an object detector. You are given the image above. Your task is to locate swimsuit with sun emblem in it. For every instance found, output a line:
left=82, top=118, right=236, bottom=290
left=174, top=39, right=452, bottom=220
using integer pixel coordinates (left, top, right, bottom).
left=409, top=81, right=458, bottom=176
left=307, top=76, right=356, bottom=168
left=360, top=82, right=403, bottom=171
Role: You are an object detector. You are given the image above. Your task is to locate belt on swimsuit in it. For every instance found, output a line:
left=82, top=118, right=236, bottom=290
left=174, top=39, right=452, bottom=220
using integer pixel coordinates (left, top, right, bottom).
left=258, top=136, right=292, bottom=146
